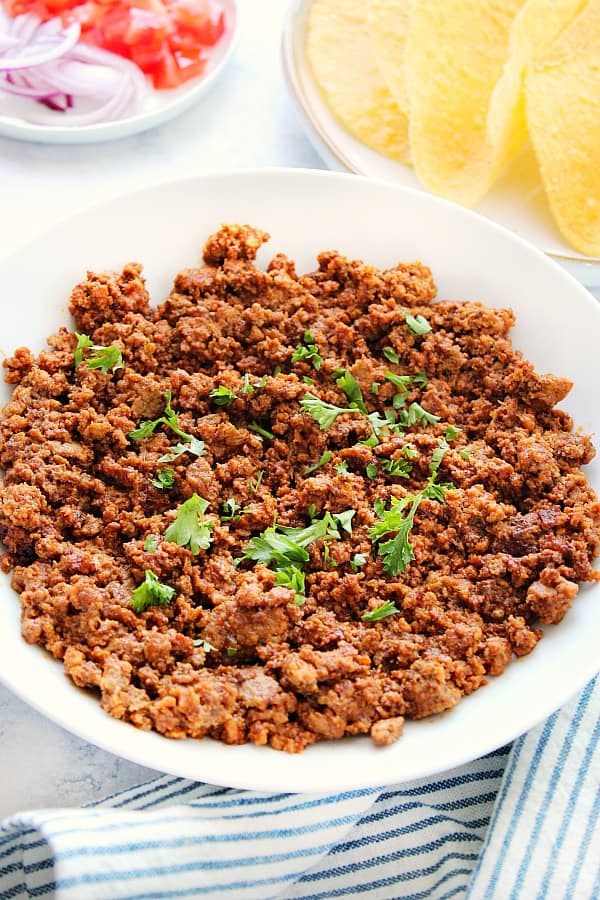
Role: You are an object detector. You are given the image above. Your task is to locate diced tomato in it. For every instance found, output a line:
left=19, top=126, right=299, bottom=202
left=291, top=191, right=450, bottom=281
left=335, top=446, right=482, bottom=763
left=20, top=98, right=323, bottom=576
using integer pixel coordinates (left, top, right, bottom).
left=1, top=0, right=226, bottom=90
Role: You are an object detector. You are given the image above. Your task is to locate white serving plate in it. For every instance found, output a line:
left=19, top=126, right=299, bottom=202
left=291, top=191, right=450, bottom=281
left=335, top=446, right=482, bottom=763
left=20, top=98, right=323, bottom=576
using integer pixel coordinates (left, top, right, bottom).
left=0, top=169, right=598, bottom=793
left=282, top=0, right=600, bottom=290
left=0, top=0, right=237, bottom=144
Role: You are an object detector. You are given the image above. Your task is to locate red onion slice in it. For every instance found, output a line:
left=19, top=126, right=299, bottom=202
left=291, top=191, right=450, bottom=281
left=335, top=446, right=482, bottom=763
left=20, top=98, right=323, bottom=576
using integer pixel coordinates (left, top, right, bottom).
left=0, top=11, right=145, bottom=125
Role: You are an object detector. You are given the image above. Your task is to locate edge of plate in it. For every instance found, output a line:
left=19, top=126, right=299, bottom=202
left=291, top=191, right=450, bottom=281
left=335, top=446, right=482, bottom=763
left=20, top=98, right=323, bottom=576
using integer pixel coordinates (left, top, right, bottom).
left=281, top=0, right=600, bottom=275
left=0, top=0, right=239, bottom=145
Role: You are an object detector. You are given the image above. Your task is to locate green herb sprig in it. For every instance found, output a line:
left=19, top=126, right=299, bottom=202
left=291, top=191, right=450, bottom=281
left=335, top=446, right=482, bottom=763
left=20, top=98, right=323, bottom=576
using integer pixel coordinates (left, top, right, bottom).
left=291, top=331, right=323, bottom=370
left=131, top=570, right=175, bottom=613
left=164, top=494, right=214, bottom=554
left=74, top=333, right=123, bottom=374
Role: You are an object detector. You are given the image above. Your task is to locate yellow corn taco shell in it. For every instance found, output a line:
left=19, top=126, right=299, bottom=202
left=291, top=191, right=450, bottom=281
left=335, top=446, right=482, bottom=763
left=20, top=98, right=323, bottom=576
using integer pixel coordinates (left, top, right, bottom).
left=307, top=0, right=410, bottom=163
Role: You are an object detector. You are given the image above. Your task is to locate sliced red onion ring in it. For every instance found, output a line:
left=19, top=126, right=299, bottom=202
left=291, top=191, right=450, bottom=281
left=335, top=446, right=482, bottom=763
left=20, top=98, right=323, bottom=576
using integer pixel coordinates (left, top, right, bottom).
left=0, top=11, right=145, bottom=125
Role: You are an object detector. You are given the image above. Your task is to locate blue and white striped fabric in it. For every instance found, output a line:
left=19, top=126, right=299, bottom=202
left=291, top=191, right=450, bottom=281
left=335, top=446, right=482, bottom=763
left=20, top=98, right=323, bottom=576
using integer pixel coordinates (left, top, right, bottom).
left=1, top=676, right=597, bottom=900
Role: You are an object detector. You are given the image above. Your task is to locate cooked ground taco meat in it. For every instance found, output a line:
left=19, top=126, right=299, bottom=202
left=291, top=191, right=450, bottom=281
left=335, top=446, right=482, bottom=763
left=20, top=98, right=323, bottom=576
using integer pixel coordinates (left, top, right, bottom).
left=1, top=224, right=599, bottom=753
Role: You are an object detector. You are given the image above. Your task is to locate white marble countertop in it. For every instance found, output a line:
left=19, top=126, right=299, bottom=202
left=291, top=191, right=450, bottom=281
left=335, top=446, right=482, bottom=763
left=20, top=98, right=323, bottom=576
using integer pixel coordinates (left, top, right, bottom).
left=0, top=0, right=322, bottom=820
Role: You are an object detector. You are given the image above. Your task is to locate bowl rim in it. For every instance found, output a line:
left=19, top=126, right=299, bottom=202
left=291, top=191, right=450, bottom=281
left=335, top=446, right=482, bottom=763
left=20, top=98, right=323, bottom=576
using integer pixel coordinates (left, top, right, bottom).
left=0, top=167, right=599, bottom=792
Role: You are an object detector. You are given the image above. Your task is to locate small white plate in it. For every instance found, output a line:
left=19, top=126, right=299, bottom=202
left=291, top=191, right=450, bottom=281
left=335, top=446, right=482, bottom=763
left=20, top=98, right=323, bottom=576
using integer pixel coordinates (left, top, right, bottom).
left=0, top=0, right=237, bottom=144
left=0, top=169, right=599, bottom=792
left=282, top=0, right=600, bottom=289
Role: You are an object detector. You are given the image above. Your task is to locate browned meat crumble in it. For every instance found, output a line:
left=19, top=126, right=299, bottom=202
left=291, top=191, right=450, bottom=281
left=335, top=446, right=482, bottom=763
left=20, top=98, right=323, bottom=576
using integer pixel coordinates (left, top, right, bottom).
left=1, top=224, right=598, bottom=753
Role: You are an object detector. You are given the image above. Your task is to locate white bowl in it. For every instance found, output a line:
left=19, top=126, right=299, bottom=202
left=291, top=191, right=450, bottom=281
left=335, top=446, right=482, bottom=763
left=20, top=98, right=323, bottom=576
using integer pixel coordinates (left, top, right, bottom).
left=0, top=169, right=598, bottom=792
left=0, top=0, right=237, bottom=144
left=282, top=0, right=600, bottom=289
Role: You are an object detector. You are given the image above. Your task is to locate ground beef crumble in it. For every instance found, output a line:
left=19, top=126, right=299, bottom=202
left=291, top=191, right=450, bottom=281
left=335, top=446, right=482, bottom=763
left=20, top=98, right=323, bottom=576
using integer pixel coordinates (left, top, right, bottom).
left=1, top=224, right=599, bottom=753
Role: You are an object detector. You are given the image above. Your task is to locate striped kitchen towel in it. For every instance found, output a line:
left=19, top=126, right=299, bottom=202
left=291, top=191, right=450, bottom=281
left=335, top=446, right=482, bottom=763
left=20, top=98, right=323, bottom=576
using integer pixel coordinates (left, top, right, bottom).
left=0, top=676, right=597, bottom=900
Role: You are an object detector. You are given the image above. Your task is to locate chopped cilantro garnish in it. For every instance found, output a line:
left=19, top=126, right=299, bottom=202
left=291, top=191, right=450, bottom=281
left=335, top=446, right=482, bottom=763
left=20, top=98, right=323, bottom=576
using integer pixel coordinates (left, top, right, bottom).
left=225, top=647, right=238, bottom=657
left=74, top=333, right=123, bottom=374
left=210, top=385, right=236, bottom=407
left=300, top=392, right=361, bottom=430
left=248, top=469, right=264, bottom=493
left=334, top=509, right=355, bottom=534
left=273, top=365, right=282, bottom=376
left=143, top=534, right=159, bottom=553
left=303, top=376, right=314, bottom=385
left=413, top=372, right=428, bottom=388
left=371, top=382, right=381, bottom=394
left=275, top=565, right=306, bottom=605
left=362, top=431, right=380, bottom=448
left=350, top=552, right=368, bottom=573
left=242, top=511, right=352, bottom=571
left=405, top=314, right=431, bottom=335
left=445, top=424, right=461, bottom=442
left=164, top=494, right=213, bottom=554
left=158, top=437, right=205, bottom=463
left=303, top=450, right=333, bottom=476
left=335, top=460, right=349, bottom=475
left=335, top=370, right=368, bottom=414
left=396, top=402, right=440, bottom=428
left=362, top=600, right=399, bottom=622
left=194, top=638, right=217, bottom=652
left=381, top=458, right=412, bottom=478
left=131, top=570, right=175, bottom=613
left=383, top=347, right=399, bottom=364
left=241, top=374, right=255, bottom=394
left=393, top=392, right=408, bottom=410
left=366, top=463, right=378, bottom=479
left=369, top=451, right=453, bottom=575
left=291, top=331, right=323, bottom=370
left=248, top=421, right=274, bottom=440
left=129, top=390, right=195, bottom=443
left=150, top=467, right=175, bottom=490
left=221, top=498, right=247, bottom=522
left=402, top=444, right=419, bottom=459
left=384, top=370, right=412, bottom=391
left=459, top=448, right=472, bottom=461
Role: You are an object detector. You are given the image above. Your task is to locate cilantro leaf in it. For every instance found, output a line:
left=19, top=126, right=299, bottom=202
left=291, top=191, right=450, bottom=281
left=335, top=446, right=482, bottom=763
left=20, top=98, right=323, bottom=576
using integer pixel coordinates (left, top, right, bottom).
left=129, top=390, right=197, bottom=444
left=275, top=565, right=306, bottom=605
left=74, top=333, right=94, bottom=368
left=413, top=372, right=428, bottom=388
left=242, top=527, right=310, bottom=568
left=150, top=467, right=175, bottom=490
left=350, top=552, right=368, bottom=572
left=300, top=392, right=361, bottom=430
left=381, top=457, right=412, bottom=478
left=335, top=460, right=349, bottom=475
left=366, top=463, right=378, bottom=479
left=303, top=450, right=333, bottom=476
left=210, top=385, right=236, bottom=407
left=369, top=445, right=452, bottom=575
left=335, top=370, right=368, bottom=414
left=74, top=333, right=123, bottom=374
left=131, top=570, right=175, bottom=613
left=249, top=469, right=264, bottom=492
left=444, top=424, right=461, bottom=442
left=384, top=370, right=412, bottom=391
left=383, top=347, right=399, bottom=364
left=333, top=509, right=355, bottom=534
left=194, top=638, right=217, bottom=652
left=221, top=498, right=244, bottom=522
left=143, top=534, right=159, bottom=553
left=241, top=374, right=255, bottom=394
left=248, top=421, right=274, bottom=440
left=157, top=437, right=205, bottom=464
left=362, top=600, right=399, bottom=622
left=291, top=331, right=323, bottom=370
left=405, top=314, right=431, bottom=335
left=164, top=494, right=214, bottom=554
